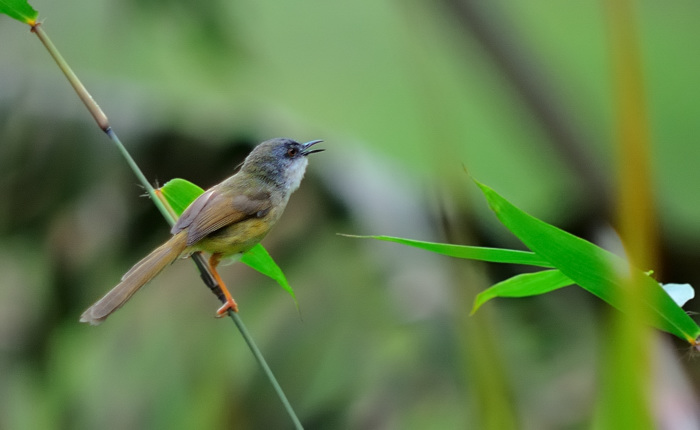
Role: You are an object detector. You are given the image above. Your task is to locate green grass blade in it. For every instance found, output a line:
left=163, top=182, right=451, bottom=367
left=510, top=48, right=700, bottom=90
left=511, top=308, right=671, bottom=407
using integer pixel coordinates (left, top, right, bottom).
left=240, top=244, right=297, bottom=306
left=159, top=178, right=296, bottom=301
left=471, top=269, right=574, bottom=315
left=0, top=0, right=38, bottom=24
left=159, top=178, right=205, bottom=216
left=341, top=234, right=554, bottom=267
left=475, top=180, right=700, bottom=344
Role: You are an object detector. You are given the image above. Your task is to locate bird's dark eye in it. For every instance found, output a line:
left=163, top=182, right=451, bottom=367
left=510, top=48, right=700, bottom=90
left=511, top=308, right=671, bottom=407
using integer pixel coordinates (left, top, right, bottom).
left=287, top=147, right=299, bottom=157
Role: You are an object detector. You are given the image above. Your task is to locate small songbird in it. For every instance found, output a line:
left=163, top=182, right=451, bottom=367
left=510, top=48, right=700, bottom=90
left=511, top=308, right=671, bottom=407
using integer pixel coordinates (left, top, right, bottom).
left=80, top=138, right=324, bottom=325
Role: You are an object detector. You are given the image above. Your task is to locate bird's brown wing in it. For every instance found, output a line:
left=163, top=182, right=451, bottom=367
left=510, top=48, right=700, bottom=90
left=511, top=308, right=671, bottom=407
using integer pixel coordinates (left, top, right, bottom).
left=171, top=187, right=271, bottom=246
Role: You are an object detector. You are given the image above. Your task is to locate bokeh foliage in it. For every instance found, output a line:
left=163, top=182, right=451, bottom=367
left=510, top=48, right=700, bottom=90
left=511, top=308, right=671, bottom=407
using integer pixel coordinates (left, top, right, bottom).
left=1, top=0, right=700, bottom=428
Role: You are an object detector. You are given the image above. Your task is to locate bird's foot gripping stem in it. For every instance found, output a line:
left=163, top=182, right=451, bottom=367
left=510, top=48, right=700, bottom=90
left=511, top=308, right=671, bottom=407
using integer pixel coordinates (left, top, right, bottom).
left=209, top=254, right=239, bottom=317
left=216, top=298, right=239, bottom=317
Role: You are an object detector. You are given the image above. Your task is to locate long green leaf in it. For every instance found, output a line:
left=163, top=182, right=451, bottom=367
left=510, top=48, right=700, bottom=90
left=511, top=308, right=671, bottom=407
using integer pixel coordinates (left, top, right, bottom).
left=475, top=180, right=700, bottom=343
left=240, top=244, right=296, bottom=307
left=159, top=178, right=204, bottom=216
left=0, top=0, right=38, bottom=24
left=342, top=234, right=553, bottom=267
left=471, top=269, right=574, bottom=314
left=159, top=178, right=295, bottom=302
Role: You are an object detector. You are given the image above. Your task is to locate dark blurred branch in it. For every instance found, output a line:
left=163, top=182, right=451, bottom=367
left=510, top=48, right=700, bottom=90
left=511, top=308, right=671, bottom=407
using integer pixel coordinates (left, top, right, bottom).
left=597, top=1, right=656, bottom=426
left=437, top=0, right=609, bottom=211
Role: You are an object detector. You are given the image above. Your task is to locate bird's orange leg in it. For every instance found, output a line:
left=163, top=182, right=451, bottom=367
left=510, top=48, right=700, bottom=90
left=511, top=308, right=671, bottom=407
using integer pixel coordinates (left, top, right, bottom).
left=209, top=254, right=239, bottom=316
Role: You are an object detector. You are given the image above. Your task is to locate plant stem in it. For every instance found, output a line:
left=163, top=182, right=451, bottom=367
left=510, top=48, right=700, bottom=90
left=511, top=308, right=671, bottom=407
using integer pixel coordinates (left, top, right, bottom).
left=106, top=128, right=174, bottom=223
left=31, top=23, right=110, bottom=132
left=193, top=259, right=303, bottom=429
left=229, top=310, right=304, bottom=430
left=30, top=21, right=302, bottom=427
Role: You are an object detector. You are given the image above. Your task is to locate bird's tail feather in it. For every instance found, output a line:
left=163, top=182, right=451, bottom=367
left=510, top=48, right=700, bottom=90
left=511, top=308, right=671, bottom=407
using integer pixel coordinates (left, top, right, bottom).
left=80, top=232, right=188, bottom=325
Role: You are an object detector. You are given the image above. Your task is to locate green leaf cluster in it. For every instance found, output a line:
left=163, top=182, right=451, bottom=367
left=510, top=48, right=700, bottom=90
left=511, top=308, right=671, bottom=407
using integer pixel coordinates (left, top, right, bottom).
left=353, top=180, right=700, bottom=345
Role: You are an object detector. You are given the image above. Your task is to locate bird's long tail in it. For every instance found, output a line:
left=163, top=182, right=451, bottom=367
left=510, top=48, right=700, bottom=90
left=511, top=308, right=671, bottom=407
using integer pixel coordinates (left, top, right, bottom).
left=80, top=231, right=188, bottom=325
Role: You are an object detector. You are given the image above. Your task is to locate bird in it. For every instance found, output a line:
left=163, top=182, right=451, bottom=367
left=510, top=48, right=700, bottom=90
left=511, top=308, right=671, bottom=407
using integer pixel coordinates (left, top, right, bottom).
left=80, top=137, right=324, bottom=325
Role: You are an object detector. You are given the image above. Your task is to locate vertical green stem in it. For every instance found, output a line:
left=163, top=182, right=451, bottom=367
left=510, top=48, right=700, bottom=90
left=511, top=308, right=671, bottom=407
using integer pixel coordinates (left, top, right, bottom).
left=596, top=0, right=654, bottom=428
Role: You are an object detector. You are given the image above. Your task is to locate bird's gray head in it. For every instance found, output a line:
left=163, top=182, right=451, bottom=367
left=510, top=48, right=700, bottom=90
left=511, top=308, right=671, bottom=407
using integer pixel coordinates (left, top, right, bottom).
left=242, top=138, right=324, bottom=191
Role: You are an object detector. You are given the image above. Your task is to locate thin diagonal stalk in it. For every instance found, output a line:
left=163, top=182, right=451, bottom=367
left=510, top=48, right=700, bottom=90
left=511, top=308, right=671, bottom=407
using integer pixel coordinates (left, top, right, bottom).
left=30, top=21, right=302, bottom=429
left=106, top=129, right=173, bottom=222
left=31, top=23, right=110, bottom=131
left=229, top=310, right=304, bottom=430
left=192, top=254, right=303, bottom=430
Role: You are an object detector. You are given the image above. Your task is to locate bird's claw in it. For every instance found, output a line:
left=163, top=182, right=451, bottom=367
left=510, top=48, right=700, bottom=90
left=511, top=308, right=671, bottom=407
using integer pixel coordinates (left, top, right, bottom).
left=216, top=300, right=238, bottom=317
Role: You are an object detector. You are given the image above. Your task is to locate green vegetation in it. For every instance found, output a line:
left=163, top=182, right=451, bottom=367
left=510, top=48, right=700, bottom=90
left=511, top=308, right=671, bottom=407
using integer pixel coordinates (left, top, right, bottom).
left=2, top=0, right=699, bottom=428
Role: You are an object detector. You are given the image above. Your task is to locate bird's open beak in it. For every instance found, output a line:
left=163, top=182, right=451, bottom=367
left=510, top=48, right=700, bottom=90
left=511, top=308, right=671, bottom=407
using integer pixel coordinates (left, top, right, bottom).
left=302, top=139, right=324, bottom=156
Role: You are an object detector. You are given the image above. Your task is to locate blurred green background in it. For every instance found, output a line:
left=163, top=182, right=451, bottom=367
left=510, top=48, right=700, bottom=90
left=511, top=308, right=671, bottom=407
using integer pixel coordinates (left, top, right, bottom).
left=1, top=0, right=700, bottom=428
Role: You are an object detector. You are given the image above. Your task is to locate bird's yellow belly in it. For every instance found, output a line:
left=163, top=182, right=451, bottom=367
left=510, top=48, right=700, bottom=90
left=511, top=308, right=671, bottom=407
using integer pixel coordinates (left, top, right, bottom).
left=194, top=216, right=274, bottom=257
